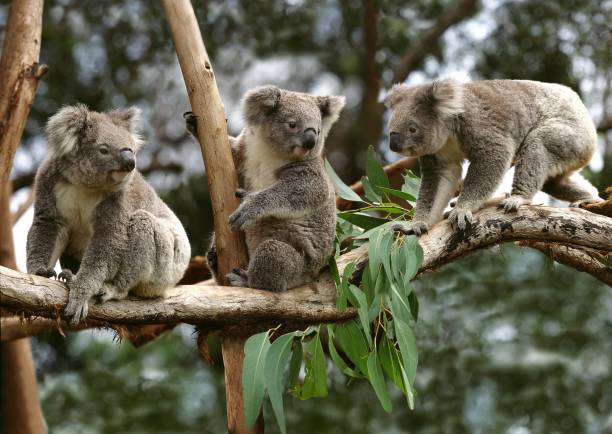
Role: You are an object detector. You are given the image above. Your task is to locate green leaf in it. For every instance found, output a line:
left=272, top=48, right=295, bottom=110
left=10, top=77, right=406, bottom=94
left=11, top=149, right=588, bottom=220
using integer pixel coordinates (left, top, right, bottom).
left=354, top=204, right=407, bottom=215
left=287, top=340, right=303, bottom=391
left=349, top=284, right=372, bottom=348
left=399, top=364, right=415, bottom=410
left=264, top=333, right=296, bottom=434
left=242, top=331, right=271, bottom=427
left=395, top=319, right=418, bottom=386
left=366, top=351, right=392, bottom=412
left=334, top=321, right=370, bottom=375
left=379, top=336, right=406, bottom=393
left=378, top=186, right=416, bottom=203
left=366, top=146, right=390, bottom=190
left=408, top=292, right=419, bottom=322
left=337, top=211, right=388, bottom=230
left=325, top=159, right=363, bottom=202
left=401, top=170, right=421, bottom=198
left=361, top=176, right=382, bottom=203
left=390, top=282, right=413, bottom=323
left=337, top=261, right=356, bottom=310
left=326, top=325, right=361, bottom=378
left=296, top=331, right=328, bottom=399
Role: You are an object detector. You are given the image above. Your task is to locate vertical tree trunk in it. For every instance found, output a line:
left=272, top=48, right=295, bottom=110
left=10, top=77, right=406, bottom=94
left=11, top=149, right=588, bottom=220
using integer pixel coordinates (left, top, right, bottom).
left=162, top=2, right=259, bottom=433
left=0, top=1, right=47, bottom=433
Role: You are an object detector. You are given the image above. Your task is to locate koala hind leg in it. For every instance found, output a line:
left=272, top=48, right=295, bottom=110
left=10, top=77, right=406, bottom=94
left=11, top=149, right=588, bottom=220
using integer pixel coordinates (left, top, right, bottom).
left=246, top=239, right=305, bottom=292
left=502, top=136, right=550, bottom=212
left=543, top=173, right=601, bottom=207
left=109, top=210, right=173, bottom=299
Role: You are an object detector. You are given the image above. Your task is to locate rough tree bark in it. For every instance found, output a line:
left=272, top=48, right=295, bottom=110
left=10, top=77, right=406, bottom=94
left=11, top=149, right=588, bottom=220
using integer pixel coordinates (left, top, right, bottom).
left=0, top=1, right=47, bottom=433
left=162, top=1, right=256, bottom=433
left=3, top=204, right=610, bottom=327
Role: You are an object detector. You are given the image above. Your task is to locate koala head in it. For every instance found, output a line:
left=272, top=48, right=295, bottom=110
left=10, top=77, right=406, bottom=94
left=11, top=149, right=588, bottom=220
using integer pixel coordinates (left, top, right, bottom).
left=384, top=80, right=463, bottom=156
left=242, top=85, right=345, bottom=160
left=46, top=104, right=144, bottom=189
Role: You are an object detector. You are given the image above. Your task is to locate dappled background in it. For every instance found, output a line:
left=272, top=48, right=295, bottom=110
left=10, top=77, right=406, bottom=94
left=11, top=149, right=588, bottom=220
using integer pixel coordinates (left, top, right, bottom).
left=2, top=0, right=611, bottom=432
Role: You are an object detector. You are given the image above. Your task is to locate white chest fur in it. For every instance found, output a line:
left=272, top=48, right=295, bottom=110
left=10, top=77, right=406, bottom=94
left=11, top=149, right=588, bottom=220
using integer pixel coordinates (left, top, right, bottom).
left=54, top=181, right=105, bottom=256
left=243, top=128, right=290, bottom=191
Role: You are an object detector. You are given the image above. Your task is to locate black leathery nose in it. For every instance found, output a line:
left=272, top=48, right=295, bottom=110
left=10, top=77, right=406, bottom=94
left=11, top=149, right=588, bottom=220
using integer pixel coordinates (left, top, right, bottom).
left=302, top=128, right=317, bottom=150
left=389, top=132, right=402, bottom=152
left=119, top=148, right=135, bottom=171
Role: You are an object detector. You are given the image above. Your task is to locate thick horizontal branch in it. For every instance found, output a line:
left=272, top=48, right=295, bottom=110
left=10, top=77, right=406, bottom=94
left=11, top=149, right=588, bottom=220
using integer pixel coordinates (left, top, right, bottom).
left=1, top=204, right=610, bottom=331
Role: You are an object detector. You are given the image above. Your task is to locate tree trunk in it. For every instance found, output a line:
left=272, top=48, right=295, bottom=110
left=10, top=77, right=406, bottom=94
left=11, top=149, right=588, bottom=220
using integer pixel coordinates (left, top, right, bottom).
left=0, top=1, right=47, bottom=433
left=162, top=1, right=257, bottom=432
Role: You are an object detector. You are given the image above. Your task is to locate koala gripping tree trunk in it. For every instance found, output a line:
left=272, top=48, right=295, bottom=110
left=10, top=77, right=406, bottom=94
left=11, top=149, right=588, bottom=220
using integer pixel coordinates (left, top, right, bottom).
left=0, top=1, right=48, bottom=433
left=162, top=2, right=259, bottom=434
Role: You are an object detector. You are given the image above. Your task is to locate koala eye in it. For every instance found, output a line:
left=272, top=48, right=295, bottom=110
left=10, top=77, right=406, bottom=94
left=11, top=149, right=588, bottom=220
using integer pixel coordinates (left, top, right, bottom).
left=408, top=126, right=418, bottom=134
left=287, top=121, right=298, bottom=131
left=99, top=145, right=110, bottom=155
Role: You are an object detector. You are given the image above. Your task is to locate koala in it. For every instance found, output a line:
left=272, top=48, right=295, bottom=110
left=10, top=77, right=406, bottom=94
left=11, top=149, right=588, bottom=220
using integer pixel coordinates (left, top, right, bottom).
left=27, top=104, right=191, bottom=324
left=384, top=79, right=602, bottom=235
left=185, top=85, right=344, bottom=291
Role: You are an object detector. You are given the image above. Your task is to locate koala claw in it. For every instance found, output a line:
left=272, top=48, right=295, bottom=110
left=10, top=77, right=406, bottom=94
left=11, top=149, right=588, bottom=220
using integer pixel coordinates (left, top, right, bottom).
left=57, top=269, right=74, bottom=283
left=500, top=195, right=531, bottom=213
left=183, top=111, right=198, bottom=136
left=64, top=294, right=89, bottom=325
left=448, top=207, right=475, bottom=231
left=228, top=205, right=255, bottom=231
left=392, top=221, right=428, bottom=237
left=569, top=198, right=602, bottom=208
left=226, top=269, right=248, bottom=287
left=34, top=267, right=56, bottom=279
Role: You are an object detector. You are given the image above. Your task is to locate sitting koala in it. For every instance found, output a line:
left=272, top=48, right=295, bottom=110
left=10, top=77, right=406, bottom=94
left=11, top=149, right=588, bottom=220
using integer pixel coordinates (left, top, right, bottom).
left=185, top=85, right=345, bottom=291
left=27, top=104, right=191, bottom=324
left=384, top=79, right=602, bottom=235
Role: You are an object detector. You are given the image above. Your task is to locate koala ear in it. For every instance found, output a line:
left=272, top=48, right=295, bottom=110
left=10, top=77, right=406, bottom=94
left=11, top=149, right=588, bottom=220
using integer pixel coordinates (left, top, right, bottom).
left=46, top=103, right=91, bottom=156
left=243, top=85, right=282, bottom=124
left=429, top=80, right=464, bottom=119
left=384, top=84, right=409, bottom=109
left=317, top=95, right=345, bottom=137
left=107, top=106, right=141, bottom=133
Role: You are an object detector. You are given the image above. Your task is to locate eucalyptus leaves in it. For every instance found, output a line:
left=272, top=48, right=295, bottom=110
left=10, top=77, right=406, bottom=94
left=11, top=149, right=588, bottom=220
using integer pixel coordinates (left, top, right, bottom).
left=242, top=148, right=423, bottom=433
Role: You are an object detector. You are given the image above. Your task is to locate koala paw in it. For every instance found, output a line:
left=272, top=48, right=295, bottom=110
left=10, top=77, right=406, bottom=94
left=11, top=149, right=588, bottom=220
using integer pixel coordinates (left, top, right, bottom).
left=94, top=284, right=119, bottom=304
left=447, top=207, right=475, bottom=231
left=228, top=202, right=257, bottom=231
left=183, top=111, right=198, bottom=137
left=57, top=269, right=74, bottom=283
left=226, top=268, right=248, bottom=287
left=33, top=267, right=56, bottom=279
left=392, top=221, right=429, bottom=237
left=235, top=189, right=249, bottom=199
left=500, top=195, right=531, bottom=213
left=569, top=198, right=603, bottom=208
left=64, top=291, right=89, bottom=325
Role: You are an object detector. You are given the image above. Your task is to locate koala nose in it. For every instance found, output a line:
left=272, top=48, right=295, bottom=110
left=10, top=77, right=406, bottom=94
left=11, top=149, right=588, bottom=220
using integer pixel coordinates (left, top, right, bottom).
left=389, top=132, right=402, bottom=152
left=302, top=128, right=317, bottom=150
left=119, top=148, right=135, bottom=171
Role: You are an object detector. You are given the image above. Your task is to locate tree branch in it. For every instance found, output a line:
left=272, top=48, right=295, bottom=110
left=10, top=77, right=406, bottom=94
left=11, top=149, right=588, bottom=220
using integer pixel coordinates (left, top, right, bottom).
left=2, top=205, right=610, bottom=330
left=391, top=0, right=479, bottom=84
left=516, top=241, right=611, bottom=286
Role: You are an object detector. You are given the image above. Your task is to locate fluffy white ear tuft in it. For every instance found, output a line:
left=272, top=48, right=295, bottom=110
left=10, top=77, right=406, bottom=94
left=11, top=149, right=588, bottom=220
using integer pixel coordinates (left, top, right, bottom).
left=317, top=95, right=346, bottom=137
left=384, top=84, right=409, bottom=109
left=242, top=85, right=282, bottom=125
left=46, top=103, right=91, bottom=156
left=431, top=80, right=464, bottom=119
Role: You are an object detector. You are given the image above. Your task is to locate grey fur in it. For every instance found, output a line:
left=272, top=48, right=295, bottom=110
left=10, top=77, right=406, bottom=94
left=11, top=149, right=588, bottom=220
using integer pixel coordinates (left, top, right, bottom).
left=186, top=86, right=344, bottom=291
left=27, top=104, right=191, bottom=324
left=384, top=79, right=601, bottom=234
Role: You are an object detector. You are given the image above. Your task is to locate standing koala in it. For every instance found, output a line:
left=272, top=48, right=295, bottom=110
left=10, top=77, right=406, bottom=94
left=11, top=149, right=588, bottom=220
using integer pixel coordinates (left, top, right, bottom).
left=384, top=79, right=601, bottom=234
left=185, top=86, right=344, bottom=291
left=27, top=104, right=191, bottom=324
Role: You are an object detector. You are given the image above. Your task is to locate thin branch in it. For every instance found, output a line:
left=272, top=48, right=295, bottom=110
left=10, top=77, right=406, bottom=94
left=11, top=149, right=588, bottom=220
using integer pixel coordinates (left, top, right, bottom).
left=517, top=241, right=611, bottom=286
left=391, top=0, right=479, bottom=84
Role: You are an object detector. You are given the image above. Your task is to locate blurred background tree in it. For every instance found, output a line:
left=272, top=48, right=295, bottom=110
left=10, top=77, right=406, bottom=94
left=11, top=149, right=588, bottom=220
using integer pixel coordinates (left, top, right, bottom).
left=1, top=0, right=610, bottom=432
